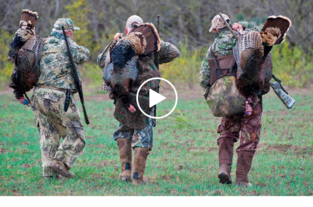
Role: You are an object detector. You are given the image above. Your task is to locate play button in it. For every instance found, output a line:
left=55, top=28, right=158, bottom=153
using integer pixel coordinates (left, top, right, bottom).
left=149, top=89, right=166, bottom=108
left=136, top=77, right=178, bottom=119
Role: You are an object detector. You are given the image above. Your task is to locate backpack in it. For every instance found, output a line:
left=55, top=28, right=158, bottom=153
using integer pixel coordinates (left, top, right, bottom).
left=204, top=45, right=246, bottom=117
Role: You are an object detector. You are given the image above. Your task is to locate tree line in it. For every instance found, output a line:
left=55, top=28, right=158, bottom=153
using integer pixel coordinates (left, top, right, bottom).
left=1, top=0, right=312, bottom=59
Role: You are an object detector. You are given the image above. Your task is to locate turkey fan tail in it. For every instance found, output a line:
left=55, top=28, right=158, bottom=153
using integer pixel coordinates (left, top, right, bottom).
left=261, top=15, right=291, bottom=44
left=20, top=9, right=39, bottom=29
left=130, top=23, right=160, bottom=54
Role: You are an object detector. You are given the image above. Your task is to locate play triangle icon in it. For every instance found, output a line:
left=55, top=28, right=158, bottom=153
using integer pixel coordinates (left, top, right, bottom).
left=149, top=89, right=166, bottom=108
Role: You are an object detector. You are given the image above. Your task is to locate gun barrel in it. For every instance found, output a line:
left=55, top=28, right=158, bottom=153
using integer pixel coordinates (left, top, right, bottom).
left=270, top=81, right=295, bottom=109
left=218, top=13, right=236, bottom=38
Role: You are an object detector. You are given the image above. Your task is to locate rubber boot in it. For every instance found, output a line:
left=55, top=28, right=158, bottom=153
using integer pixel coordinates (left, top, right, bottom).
left=236, top=150, right=254, bottom=187
left=217, top=138, right=234, bottom=184
left=49, top=159, right=75, bottom=178
left=132, top=148, right=149, bottom=185
left=116, top=138, right=132, bottom=181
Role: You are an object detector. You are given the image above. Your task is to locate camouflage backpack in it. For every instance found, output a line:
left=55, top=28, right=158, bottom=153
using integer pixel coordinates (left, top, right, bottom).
left=204, top=45, right=246, bottom=117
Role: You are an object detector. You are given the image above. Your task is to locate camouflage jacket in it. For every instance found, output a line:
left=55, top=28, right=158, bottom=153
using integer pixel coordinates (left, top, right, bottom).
left=198, top=22, right=262, bottom=89
left=37, top=32, right=90, bottom=91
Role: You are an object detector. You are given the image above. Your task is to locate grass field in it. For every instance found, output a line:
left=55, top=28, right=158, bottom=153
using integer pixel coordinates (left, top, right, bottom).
left=0, top=87, right=312, bottom=196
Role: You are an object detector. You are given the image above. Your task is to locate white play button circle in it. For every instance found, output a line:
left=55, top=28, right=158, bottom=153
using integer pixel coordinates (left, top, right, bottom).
left=149, top=89, right=166, bottom=108
left=136, top=77, right=178, bottom=119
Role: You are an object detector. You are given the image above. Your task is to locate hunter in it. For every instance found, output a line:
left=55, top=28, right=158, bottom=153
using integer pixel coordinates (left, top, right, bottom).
left=30, top=18, right=90, bottom=179
left=98, top=15, right=180, bottom=185
left=199, top=14, right=266, bottom=187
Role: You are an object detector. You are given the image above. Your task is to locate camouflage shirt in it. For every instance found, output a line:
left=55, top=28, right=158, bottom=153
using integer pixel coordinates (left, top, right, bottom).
left=198, top=22, right=262, bottom=89
left=37, top=32, right=90, bottom=90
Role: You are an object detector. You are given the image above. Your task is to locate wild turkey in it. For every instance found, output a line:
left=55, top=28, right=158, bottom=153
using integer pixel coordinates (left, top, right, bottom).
left=104, top=23, right=160, bottom=113
left=8, top=9, right=43, bottom=101
left=233, top=15, right=291, bottom=96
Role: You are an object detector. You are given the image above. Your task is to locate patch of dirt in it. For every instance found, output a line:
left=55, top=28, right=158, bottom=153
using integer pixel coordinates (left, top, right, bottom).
left=185, top=139, right=195, bottom=144
left=21, top=164, right=31, bottom=168
left=257, top=143, right=313, bottom=156
left=255, top=182, right=267, bottom=187
left=213, top=190, right=222, bottom=195
left=244, top=190, right=260, bottom=196
left=11, top=189, right=21, bottom=196
left=207, top=147, right=217, bottom=153
left=102, top=161, right=108, bottom=166
left=178, top=165, right=183, bottom=171
left=162, top=174, right=174, bottom=180
left=22, top=141, right=29, bottom=145
left=88, top=144, right=106, bottom=149
left=0, top=148, right=7, bottom=154
left=90, top=173, right=102, bottom=179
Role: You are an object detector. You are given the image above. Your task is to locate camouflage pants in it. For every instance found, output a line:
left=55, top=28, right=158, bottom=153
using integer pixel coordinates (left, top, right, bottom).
left=113, top=110, right=154, bottom=150
left=31, top=87, right=85, bottom=177
left=217, top=102, right=262, bottom=152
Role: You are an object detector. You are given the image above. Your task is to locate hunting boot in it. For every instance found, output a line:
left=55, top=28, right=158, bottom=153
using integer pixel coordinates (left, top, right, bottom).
left=217, top=138, right=234, bottom=184
left=116, top=138, right=132, bottom=181
left=132, top=148, right=149, bottom=185
left=236, top=150, right=254, bottom=187
left=49, top=159, right=75, bottom=178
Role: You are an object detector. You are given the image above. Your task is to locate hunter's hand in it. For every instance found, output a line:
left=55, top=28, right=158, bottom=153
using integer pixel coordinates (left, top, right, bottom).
left=232, top=23, right=244, bottom=34
left=114, top=33, right=123, bottom=41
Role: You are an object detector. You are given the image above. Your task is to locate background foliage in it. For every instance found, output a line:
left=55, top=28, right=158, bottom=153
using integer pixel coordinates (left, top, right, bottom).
left=0, top=0, right=312, bottom=90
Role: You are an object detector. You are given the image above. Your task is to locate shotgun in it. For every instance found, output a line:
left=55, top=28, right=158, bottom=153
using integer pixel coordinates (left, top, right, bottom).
left=62, top=26, right=90, bottom=124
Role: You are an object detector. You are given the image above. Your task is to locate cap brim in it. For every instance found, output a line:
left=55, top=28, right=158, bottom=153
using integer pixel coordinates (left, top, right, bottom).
left=209, top=26, right=214, bottom=32
left=73, top=26, right=80, bottom=31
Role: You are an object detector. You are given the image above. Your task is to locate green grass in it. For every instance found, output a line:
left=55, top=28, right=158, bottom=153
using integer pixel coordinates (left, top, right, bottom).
left=0, top=89, right=312, bottom=196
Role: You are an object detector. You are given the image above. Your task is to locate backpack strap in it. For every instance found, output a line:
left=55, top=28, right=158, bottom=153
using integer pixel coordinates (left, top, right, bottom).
left=209, top=45, right=220, bottom=76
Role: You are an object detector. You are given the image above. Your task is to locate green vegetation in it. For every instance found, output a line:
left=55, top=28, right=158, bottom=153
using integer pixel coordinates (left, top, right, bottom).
left=0, top=29, right=14, bottom=90
left=271, top=42, right=313, bottom=88
left=0, top=89, right=312, bottom=196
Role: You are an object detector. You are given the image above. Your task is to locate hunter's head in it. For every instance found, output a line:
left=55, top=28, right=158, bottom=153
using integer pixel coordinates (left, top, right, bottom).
left=209, top=14, right=230, bottom=33
left=52, top=18, right=80, bottom=40
left=125, top=15, right=143, bottom=35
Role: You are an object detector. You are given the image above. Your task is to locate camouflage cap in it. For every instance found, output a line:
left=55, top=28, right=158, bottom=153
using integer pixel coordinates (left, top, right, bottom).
left=53, top=18, right=80, bottom=31
left=209, top=14, right=230, bottom=32
left=126, top=15, right=143, bottom=28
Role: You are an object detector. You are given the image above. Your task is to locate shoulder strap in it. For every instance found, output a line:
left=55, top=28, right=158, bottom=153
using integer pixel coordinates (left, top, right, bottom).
left=209, top=45, right=220, bottom=70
